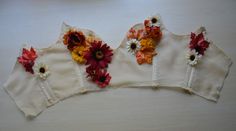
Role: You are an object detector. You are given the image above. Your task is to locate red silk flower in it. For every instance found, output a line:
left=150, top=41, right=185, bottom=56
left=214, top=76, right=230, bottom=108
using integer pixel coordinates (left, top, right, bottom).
left=84, top=40, right=113, bottom=88
left=18, top=47, right=38, bottom=74
left=84, top=41, right=113, bottom=69
left=189, top=32, right=210, bottom=55
left=86, top=66, right=111, bottom=88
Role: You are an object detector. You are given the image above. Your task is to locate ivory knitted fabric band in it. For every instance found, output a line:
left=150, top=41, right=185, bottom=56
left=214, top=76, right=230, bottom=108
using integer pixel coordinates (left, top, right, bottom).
left=3, top=14, right=232, bottom=117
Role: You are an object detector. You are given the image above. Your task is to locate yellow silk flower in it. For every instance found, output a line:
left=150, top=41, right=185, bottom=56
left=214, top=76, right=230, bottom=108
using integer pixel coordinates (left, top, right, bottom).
left=140, top=38, right=156, bottom=51
left=71, top=46, right=88, bottom=64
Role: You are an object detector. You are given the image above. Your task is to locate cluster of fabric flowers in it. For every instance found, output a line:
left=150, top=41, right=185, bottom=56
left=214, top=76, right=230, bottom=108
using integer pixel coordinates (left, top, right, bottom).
left=63, top=29, right=88, bottom=64
left=126, top=16, right=162, bottom=64
left=186, top=32, right=210, bottom=66
left=63, top=29, right=113, bottom=88
left=18, top=47, right=50, bottom=79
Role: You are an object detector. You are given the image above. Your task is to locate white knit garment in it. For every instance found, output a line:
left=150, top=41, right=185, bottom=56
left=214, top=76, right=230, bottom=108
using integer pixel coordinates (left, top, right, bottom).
left=151, top=26, right=232, bottom=101
left=3, top=15, right=232, bottom=118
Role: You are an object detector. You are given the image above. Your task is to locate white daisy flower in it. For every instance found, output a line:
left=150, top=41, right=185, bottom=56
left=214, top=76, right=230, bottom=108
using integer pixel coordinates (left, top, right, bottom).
left=34, top=63, right=50, bottom=80
left=147, top=15, right=161, bottom=27
left=126, top=39, right=141, bottom=55
left=186, top=49, right=202, bottom=66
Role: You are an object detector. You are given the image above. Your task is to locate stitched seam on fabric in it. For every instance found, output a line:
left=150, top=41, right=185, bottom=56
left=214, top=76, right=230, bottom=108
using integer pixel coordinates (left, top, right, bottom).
left=73, top=62, right=84, bottom=88
left=184, top=65, right=191, bottom=88
left=187, top=67, right=194, bottom=88
left=152, top=56, right=159, bottom=81
left=44, top=80, right=57, bottom=101
left=36, top=78, right=59, bottom=105
left=38, top=79, right=53, bottom=102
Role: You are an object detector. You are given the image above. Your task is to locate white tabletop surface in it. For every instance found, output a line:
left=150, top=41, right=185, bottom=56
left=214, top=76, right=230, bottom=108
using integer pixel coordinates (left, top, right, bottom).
left=0, top=0, right=236, bottom=131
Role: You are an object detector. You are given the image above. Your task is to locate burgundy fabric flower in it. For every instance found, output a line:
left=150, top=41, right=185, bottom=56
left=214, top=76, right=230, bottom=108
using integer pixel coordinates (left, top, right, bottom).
left=86, top=66, right=97, bottom=79
left=93, top=70, right=111, bottom=88
left=18, top=47, right=38, bottom=74
left=189, top=32, right=210, bottom=55
left=86, top=66, right=111, bottom=88
left=84, top=41, right=113, bottom=69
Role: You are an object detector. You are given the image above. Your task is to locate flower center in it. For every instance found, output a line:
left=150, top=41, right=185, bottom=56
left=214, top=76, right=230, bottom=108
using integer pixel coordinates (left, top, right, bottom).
left=70, top=33, right=80, bottom=43
left=39, top=67, right=45, bottom=73
left=151, top=18, right=157, bottom=23
left=130, top=43, right=137, bottom=50
left=77, top=51, right=81, bottom=56
left=190, top=55, right=195, bottom=61
left=95, top=50, right=104, bottom=60
left=99, top=76, right=106, bottom=82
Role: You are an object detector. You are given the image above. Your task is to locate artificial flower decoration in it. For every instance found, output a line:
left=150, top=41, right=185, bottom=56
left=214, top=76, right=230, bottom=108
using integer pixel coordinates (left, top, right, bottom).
left=85, top=56, right=112, bottom=88
left=84, top=40, right=113, bottom=88
left=71, top=46, right=88, bottom=64
left=63, top=29, right=86, bottom=51
left=186, top=50, right=202, bottom=66
left=126, top=39, right=141, bottom=55
left=86, top=66, right=97, bottom=79
left=18, top=47, right=38, bottom=74
left=189, top=32, right=210, bottom=55
left=63, top=28, right=89, bottom=64
left=84, top=40, right=113, bottom=69
left=62, top=28, right=113, bottom=88
left=83, top=40, right=113, bottom=88
left=126, top=16, right=162, bottom=65
left=140, top=38, right=156, bottom=51
left=186, top=32, right=209, bottom=66
left=127, top=28, right=144, bottom=40
left=93, top=70, right=111, bottom=88
left=143, top=19, right=162, bottom=41
left=187, top=32, right=210, bottom=66
left=136, top=50, right=157, bottom=64
left=86, top=66, right=111, bottom=88
left=147, top=15, right=161, bottom=27
left=34, top=63, right=50, bottom=80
